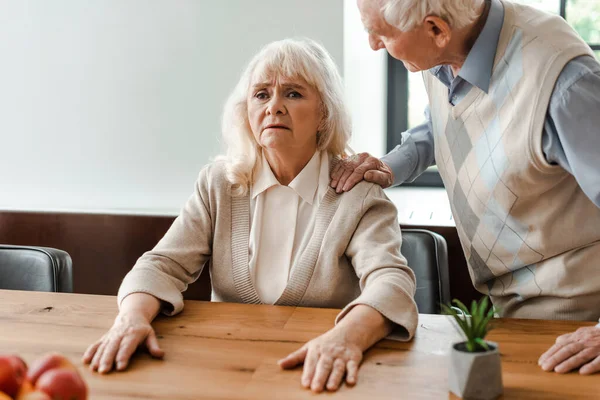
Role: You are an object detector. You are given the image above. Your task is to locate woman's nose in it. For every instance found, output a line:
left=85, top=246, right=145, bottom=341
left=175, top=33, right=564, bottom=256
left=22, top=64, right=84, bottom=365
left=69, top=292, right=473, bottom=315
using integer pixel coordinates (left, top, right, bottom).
left=266, top=95, right=286, bottom=115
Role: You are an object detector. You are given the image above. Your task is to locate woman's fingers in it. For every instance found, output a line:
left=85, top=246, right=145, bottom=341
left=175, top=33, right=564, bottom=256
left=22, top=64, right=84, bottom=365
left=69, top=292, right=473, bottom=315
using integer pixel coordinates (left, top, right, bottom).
left=90, top=340, right=107, bottom=371
left=82, top=339, right=102, bottom=365
left=345, top=360, right=359, bottom=385
left=145, top=329, right=165, bottom=359
left=114, top=332, right=147, bottom=371
left=311, top=355, right=334, bottom=392
left=278, top=346, right=307, bottom=369
left=98, top=334, right=124, bottom=374
left=301, top=348, right=320, bottom=388
left=326, top=358, right=346, bottom=391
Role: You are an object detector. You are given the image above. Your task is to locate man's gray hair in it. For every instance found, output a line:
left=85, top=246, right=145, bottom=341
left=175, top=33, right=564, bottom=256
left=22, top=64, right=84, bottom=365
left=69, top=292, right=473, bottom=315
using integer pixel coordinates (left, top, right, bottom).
left=380, top=0, right=485, bottom=32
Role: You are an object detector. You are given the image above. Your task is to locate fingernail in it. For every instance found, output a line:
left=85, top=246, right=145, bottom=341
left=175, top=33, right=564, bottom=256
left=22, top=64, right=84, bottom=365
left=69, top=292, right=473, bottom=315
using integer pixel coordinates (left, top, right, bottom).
left=117, top=362, right=125, bottom=370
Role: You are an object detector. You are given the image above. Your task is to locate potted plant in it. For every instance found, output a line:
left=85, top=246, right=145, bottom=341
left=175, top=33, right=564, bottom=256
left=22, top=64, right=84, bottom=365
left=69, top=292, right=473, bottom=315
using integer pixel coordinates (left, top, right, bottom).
left=441, top=297, right=502, bottom=400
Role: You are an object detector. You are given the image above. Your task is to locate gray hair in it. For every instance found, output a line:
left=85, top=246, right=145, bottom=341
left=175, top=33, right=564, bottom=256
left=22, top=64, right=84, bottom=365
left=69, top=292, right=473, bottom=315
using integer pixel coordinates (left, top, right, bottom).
left=218, top=38, right=351, bottom=196
left=380, top=0, right=485, bottom=32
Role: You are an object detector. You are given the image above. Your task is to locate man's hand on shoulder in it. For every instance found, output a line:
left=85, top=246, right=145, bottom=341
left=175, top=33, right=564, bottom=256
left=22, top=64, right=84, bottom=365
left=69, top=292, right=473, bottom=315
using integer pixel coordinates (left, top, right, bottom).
left=330, top=152, right=394, bottom=193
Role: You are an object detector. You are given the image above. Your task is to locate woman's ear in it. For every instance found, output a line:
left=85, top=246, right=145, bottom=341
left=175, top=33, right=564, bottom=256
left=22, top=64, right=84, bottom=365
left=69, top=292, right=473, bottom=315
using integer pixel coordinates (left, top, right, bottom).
left=423, top=15, right=452, bottom=49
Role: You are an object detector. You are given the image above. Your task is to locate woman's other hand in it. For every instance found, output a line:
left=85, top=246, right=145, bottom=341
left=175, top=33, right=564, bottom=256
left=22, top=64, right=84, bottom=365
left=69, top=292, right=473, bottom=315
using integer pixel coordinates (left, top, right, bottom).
left=278, top=304, right=393, bottom=392
left=278, top=328, right=363, bottom=392
left=82, top=292, right=163, bottom=373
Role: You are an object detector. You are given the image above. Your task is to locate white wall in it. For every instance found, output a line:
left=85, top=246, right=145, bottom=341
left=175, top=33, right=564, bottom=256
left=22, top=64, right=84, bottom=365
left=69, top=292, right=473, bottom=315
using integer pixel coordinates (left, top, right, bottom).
left=0, top=0, right=343, bottom=214
left=343, top=0, right=387, bottom=157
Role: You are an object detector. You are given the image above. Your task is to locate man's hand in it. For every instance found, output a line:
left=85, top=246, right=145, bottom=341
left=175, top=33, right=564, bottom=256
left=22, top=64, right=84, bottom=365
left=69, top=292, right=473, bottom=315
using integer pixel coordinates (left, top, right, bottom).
left=330, top=153, right=394, bottom=193
left=538, top=325, right=600, bottom=374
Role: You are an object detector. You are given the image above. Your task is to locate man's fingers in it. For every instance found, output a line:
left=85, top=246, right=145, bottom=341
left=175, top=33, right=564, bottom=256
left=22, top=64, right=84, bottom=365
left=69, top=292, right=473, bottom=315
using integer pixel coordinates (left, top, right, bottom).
left=330, top=163, right=345, bottom=186
left=278, top=346, right=308, bottom=369
left=554, top=348, right=599, bottom=374
left=364, top=170, right=393, bottom=188
left=580, top=355, right=600, bottom=375
left=538, top=342, right=563, bottom=366
left=541, top=343, right=584, bottom=372
left=335, top=168, right=355, bottom=193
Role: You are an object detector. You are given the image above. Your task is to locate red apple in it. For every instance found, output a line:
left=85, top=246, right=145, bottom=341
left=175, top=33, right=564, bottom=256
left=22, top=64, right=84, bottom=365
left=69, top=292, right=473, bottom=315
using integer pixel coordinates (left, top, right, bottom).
left=15, top=380, right=35, bottom=399
left=26, top=353, right=74, bottom=386
left=35, top=369, right=87, bottom=400
left=0, top=354, right=27, bottom=397
left=17, top=391, right=52, bottom=400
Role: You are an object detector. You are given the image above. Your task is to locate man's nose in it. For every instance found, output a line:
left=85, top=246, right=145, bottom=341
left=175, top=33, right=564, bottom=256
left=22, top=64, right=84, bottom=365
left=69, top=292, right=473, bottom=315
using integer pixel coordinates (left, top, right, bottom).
left=369, top=34, right=385, bottom=51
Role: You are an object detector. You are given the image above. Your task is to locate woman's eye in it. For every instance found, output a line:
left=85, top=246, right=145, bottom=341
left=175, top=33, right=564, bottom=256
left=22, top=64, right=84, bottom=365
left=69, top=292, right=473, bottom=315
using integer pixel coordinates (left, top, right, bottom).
left=287, top=91, right=302, bottom=98
left=255, top=91, right=268, bottom=100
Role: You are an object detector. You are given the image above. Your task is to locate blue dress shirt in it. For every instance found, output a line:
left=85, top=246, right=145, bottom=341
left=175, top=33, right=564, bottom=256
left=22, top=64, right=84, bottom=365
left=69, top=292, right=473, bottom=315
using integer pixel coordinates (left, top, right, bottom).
left=382, top=0, right=600, bottom=207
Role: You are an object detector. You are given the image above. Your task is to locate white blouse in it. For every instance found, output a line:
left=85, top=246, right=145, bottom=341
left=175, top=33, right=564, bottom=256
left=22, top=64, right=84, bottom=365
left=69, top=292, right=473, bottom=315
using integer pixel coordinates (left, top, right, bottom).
left=249, top=150, right=330, bottom=304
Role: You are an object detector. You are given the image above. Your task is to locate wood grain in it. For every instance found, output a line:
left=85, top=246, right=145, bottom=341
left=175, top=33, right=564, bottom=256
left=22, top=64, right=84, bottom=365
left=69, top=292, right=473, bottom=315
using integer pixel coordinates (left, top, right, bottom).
left=0, top=290, right=597, bottom=399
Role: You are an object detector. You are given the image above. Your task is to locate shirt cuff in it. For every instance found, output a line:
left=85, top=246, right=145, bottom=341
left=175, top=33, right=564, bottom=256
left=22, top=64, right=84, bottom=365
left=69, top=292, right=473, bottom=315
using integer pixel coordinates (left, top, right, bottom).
left=380, top=138, right=418, bottom=187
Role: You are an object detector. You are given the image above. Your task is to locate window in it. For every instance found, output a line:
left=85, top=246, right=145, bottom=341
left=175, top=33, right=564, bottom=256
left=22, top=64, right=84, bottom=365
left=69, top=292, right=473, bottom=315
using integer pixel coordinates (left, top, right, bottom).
left=388, top=0, right=600, bottom=187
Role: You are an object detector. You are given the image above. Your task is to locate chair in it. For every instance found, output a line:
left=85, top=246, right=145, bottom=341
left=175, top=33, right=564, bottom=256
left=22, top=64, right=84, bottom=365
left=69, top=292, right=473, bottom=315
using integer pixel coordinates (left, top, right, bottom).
left=0, top=245, right=73, bottom=292
left=401, top=229, right=450, bottom=314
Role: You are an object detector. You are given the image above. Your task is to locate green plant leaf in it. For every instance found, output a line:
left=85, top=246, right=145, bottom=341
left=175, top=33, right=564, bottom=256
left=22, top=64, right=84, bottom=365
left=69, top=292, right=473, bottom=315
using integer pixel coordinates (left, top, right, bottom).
left=452, top=299, right=473, bottom=338
left=474, top=337, right=490, bottom=352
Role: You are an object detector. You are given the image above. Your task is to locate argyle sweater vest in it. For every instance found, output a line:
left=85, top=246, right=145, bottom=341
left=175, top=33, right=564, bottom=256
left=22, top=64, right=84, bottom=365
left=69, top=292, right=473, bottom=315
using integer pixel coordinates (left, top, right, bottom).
left=424, top=0, right=600, bottom=320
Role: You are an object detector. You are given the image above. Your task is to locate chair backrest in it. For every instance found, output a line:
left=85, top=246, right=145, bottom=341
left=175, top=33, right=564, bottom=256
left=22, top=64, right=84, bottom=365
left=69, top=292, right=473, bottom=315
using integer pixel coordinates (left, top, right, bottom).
left=400, top=229, right=450, bottom=314
left=0, top=245, right=73, bottom=292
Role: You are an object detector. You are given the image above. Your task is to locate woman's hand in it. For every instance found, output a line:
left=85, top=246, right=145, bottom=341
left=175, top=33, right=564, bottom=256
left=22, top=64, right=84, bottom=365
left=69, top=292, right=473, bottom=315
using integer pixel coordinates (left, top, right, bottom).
left=278, top=327, right=363, bottom=392
left=82, top=312, right=164, bottom=374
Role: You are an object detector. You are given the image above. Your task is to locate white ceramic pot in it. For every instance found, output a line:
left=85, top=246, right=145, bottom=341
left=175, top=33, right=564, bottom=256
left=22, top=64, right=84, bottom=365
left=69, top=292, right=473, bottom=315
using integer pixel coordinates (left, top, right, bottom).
left=448, top=341, right=503, bottom=400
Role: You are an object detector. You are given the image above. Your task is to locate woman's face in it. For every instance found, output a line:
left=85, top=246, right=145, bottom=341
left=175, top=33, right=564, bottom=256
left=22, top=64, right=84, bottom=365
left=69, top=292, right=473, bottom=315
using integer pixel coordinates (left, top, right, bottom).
left=247, top=74, right=323, bottom=155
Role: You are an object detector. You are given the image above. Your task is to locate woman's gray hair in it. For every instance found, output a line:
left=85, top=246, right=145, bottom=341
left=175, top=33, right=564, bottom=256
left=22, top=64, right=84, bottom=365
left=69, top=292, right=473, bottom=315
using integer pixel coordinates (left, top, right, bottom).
left=380, top=0, right=485, bottom=32
left=218, top=38, right=351, bottom=196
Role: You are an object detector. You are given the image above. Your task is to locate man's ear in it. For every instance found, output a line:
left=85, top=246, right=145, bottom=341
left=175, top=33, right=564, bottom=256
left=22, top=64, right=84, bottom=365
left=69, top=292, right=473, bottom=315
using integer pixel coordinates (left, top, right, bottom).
left=423, top=15, right=452, bottom=48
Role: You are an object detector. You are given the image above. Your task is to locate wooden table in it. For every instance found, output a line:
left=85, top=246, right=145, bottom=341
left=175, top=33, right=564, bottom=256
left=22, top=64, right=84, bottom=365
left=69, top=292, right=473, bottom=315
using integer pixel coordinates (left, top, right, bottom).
left=0, top=290, right=597, bottom=399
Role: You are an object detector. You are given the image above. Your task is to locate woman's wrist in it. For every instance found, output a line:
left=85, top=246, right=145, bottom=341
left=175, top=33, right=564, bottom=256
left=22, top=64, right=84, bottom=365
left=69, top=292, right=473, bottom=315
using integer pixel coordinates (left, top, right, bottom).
left=119, top=292, right=161, bottom=323
left=334, top=305, right=393, bottom=351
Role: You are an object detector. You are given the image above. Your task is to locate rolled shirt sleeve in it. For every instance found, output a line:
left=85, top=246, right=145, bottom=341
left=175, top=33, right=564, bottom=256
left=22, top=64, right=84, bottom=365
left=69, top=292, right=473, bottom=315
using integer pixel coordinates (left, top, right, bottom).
left=541, top=55, right=600, bottom=208
left=381, top=105, right=436, bottom=186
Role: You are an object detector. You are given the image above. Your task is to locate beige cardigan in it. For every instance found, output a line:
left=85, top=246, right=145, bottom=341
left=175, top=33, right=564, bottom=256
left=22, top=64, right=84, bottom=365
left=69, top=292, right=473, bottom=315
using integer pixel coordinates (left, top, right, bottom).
left=118, top=160, right=418, bottom=340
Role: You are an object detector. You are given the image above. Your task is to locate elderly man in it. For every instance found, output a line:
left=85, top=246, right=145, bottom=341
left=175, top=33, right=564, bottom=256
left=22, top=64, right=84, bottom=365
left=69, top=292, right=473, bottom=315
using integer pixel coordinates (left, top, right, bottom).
left=332, top=0, right=600, bottom=375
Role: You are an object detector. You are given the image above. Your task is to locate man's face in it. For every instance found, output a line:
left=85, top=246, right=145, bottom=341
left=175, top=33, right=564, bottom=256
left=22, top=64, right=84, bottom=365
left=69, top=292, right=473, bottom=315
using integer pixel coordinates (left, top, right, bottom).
left=357, top=0, right=442, bottom=72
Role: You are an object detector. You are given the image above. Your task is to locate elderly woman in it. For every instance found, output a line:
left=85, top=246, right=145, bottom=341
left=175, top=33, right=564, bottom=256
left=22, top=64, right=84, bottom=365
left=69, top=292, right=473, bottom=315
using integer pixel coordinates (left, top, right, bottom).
left=83, top=38, right=418, bottom=392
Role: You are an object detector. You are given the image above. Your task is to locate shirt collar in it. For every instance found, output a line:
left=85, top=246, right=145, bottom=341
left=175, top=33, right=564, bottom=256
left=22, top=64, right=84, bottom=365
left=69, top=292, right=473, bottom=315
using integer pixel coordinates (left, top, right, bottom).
left=251, top=150, right=326, bottom=205
left=457, top=0, right=504, bottom=93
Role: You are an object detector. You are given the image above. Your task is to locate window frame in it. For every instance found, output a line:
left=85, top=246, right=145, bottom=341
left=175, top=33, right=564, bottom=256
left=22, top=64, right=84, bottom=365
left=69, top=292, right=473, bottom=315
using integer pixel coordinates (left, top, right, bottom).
left=386, top=0, right=598, bottom=188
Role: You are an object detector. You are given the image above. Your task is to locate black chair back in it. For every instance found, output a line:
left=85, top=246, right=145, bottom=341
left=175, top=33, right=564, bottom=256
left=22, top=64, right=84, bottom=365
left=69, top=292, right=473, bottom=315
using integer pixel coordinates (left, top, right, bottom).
left=0, top=245, right=73, bottom=292
left=401, top=229, right=450, bottom=314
